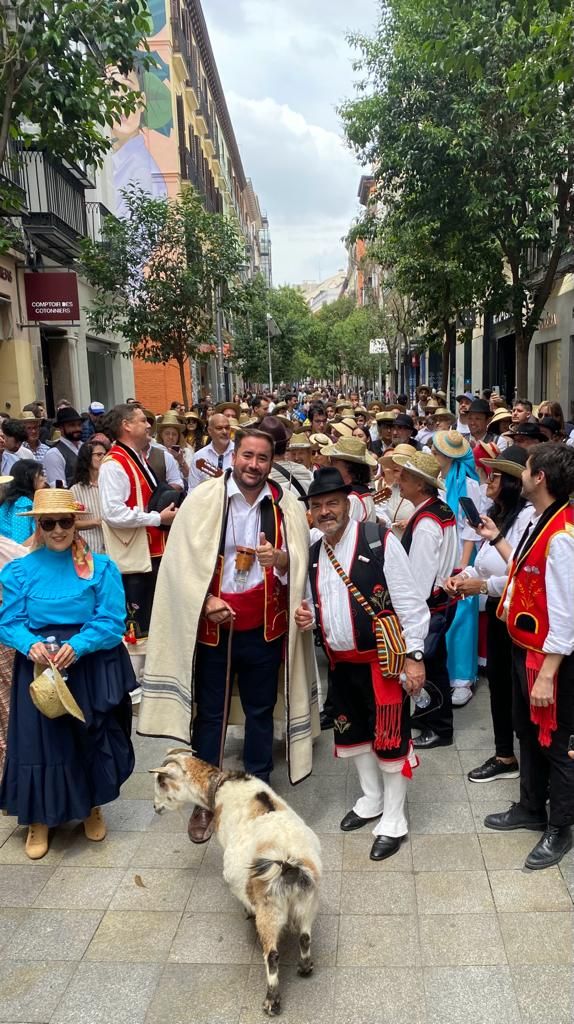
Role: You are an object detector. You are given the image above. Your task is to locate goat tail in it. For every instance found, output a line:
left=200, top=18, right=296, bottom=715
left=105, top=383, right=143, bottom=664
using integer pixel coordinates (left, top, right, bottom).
left=250, top=856, right=315, bottom=891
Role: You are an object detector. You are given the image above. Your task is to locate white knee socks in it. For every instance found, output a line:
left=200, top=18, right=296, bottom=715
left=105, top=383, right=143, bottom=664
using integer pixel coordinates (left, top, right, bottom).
left=351, top=749, right=409, bottom=838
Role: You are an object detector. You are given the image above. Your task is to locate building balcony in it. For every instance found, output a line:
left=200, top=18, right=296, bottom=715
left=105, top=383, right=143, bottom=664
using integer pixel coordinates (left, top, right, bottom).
left=196, top=90, right=210, bottom=136
left=20, top=151, right=87, bottom=261
left=0, top=138, right=27, bottom=214
left=85, top=201, right=115, bottom=243
left=179, top=146, right=205, bottom=195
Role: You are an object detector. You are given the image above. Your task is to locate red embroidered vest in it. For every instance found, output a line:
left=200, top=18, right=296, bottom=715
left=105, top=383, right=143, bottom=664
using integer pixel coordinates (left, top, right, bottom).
left=198, top=480, right=288, bottom=646
left=498, top=503, right=574, bottom=651
left=106, top=443, right=166, bottom=558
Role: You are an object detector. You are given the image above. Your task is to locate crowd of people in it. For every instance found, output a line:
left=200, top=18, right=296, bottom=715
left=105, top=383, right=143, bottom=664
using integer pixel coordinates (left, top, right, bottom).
left=0, top=383, right=573, bottom=873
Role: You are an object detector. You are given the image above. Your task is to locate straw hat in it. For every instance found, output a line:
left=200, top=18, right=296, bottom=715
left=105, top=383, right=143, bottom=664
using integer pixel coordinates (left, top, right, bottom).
left=15, top=410, right=41, bottom=423
left=29, top=663, right=85, bottom=722
left=425, top=398, right=439, bottom=411
left=341, top=417, right=358, bottom=430
left=0, top=475, right=13, bottom=486
left=392, top=451, right=444, bottom=489
left=480, top=444, right=528, bottom=479
left=288, top=432, right=312, bottom=449
left=379, top=443, right=417, bottom=469
left=309, top=432, right=330, bottom=448
left=273, top=401, right=287, bottom=413
left=214, top=401, right=241, bottom=419
left=376, top=411, right=396, bottom=424
left=156, top=411, right=186, bottom=443
left=432, top=430, right=471, bottom=460
left=18, top=488, right=83, bottom=517
left=330, top=421, right=354, bottom=439
left=434, top=407, right=456, bottom=422
left=184, top=410, right=200, bottom=422
left=320, top=435, right=378, bottom=467
left=354, top=406, right=368, bottom=417
left=489, top=407, right=513, bottom=427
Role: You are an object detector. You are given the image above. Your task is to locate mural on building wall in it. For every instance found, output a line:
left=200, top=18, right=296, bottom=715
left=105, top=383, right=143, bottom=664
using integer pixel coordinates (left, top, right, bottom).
left=112, top=1, right=174, bottom=217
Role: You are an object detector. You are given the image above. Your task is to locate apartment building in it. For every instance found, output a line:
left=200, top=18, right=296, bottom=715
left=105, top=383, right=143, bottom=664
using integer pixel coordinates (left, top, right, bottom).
left=118, top=0, right=270, bottom=408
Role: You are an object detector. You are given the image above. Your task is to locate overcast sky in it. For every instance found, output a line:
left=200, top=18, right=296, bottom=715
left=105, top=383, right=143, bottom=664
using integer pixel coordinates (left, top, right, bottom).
left=202, top=0, right=380, bottom=286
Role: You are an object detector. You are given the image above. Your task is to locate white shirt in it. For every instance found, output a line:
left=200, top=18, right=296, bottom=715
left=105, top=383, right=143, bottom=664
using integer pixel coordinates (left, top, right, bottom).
left=503, top=511, right=574, bottom=655
left=315, top=519, right=429, bottom=652
left=99, top=446, right=161, bottom=529
left=404, top=499, right=458, bottom=601
left=1, top=447, right=34, bottom=475
left=43, top=438, right=81, bottom=486
left=188, top=441, right=234, bottom=491
left=464, top=503, right=532, bottom=596
left=349, top=491, right=377, bottom=523
left=456, top=418, right=471, bottom=437
left=375, top=484, right=415, bottom=537
left=220, top=478, right=285, bottom=593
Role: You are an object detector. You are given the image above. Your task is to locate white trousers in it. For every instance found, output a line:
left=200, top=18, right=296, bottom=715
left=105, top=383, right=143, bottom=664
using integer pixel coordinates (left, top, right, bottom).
left=352, top=749, right=409, bottom=838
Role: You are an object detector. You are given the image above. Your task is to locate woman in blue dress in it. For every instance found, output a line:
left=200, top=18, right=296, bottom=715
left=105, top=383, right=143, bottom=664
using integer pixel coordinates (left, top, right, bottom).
left=0, top=488, right=136, bottom=859
left=0, top=460, right=46, bottom=543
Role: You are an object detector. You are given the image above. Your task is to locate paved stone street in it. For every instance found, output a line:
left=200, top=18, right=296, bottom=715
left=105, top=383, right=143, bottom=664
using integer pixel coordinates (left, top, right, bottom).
left=0, top=676, right=573, bottom=1024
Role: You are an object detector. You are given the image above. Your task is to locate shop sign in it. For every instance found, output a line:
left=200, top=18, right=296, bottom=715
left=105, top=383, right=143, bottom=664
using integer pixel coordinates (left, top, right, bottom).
left=540, top=311, right=559, bottom=330
left=0, top=266, right=12, bottom=283
left=24, top=272, right=80, bottom=322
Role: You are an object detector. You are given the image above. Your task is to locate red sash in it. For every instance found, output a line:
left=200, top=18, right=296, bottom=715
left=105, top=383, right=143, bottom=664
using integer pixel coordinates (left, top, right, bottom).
left=106, top=444, right=165, bottom=558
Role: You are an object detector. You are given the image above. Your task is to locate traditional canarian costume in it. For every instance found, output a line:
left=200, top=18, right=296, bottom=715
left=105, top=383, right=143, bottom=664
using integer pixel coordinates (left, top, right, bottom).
left=138, top=471, right=319, bottom=784
left=309, top=519, right=429, bottom=839
left=499, top=500, right=574, bottom=827
left=401, top=496, right=458, bottom=741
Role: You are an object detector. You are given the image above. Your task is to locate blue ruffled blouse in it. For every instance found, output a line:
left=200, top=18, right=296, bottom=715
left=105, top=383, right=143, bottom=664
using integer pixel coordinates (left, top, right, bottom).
left=0, top=547, right=127, bottom=659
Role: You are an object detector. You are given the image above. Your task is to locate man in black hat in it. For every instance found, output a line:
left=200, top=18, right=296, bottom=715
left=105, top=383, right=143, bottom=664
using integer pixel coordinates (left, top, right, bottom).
left=392, top=414, right=424, bottom=451
left=512, top=422, right=545, bottom=449
left=43, top=407, right=84, bottom=486
left=467, top=398, right=497, bottom=446
left=295, top=467, right=429, bottom=861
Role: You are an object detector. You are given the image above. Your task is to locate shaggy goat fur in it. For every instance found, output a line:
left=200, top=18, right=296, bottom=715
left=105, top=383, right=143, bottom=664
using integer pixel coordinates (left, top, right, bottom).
left=150, top=751, right=322, bottom=1016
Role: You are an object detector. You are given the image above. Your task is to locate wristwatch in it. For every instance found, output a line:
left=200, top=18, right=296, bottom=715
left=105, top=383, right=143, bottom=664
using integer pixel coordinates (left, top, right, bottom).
left=480, top=581, right=489, bottom=595
left=406, top=650, right=424, bottom=662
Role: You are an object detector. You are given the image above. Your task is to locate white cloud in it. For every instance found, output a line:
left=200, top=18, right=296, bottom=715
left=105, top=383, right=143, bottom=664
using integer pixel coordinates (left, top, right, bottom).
left=202, top=0, right=379, bottom=285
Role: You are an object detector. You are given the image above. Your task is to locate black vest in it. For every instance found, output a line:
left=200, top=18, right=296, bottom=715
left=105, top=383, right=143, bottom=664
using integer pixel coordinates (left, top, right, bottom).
left=55, top=440, right=79, bottom=488
left=401, top=497, right=456, bottom=608
left=309, top=522, right=392, bottom=652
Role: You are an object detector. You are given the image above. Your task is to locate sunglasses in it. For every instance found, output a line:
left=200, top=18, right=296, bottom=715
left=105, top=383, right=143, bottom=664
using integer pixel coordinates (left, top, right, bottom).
left=38, top=517, right=75, bottom=532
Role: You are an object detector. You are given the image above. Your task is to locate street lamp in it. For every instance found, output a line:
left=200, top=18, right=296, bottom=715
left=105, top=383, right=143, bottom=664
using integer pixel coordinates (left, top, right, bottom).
left=266, top=313, right=280, bottom=392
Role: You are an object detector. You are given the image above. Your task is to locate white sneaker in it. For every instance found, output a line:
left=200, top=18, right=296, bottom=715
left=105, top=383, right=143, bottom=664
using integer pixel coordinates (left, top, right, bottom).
left=451, top=685, right=473, bottom=707
left=130, top=686, right=142, bottom=705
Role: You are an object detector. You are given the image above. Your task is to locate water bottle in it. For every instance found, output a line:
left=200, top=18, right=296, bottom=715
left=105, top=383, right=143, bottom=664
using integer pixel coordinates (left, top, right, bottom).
left=400, top=672, right=431, bottom=709
left=44, top=635, right=67, bottom=680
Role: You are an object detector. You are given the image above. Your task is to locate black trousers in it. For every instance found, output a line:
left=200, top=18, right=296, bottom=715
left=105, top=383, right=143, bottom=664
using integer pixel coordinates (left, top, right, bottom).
left=512, top=645, right=574, bottom=828
left=412, top=605, right=455, bottom=741
left=193, top=627, right=283, bottom=782
left=121, top=557, right=161, bottom=639
left=331, top=660, right=411, bottom=761
left=485, top=599, right=515, bottom=758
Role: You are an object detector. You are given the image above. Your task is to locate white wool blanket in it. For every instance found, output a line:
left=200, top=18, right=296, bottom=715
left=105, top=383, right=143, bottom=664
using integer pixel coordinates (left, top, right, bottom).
left=138, top=475, right=320, bottom=783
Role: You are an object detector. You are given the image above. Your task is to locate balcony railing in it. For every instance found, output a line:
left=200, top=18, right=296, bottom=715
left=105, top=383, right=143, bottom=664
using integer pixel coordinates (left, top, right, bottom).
left=85, top=201, right=115, bottom=243
left=0, top=138, right=27, bottom=213
left=179, top=146, right=204, bottom=194
left=21, top=150, right=87, bottom=260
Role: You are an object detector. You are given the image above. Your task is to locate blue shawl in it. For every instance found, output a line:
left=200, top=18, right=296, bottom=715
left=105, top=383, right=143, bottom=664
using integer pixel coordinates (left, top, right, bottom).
left=445, top=450, right=479, bottom=519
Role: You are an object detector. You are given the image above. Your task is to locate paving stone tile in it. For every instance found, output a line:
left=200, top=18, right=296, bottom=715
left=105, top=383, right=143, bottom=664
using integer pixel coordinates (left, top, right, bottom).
left=62, top=829, right=144, bottom=867
left=408, top=799, right=475, bottom=835
left=283, top=777, right=349, bottom=834
left=415, top=870, right=495, bottom=914
left=479, top=832, right=542, bottom=871
left=186, top=865, right=241, bottom=913
left=148, top=807, right=197, bottom=834
left=146, top=964, right=248, bottom=1024
left=424, top=966, right=521, bottom=1024
left=489, top=867, right=572, bottom=912
left=340, top=832, right=412, bottom=873
left=0, top=827, right=74, bottom=865
left=464, top=777, right=520, bottom=805
left=511, top=966, right=574, bottom=1024
left=340, top=871, right=416, bottom=915
left=337, top=914, right=420, bottom=966
left=85, top=910, right=181, bottom=962
left=411, top=834, right=483, bottom=872
left=499, top=911, right=574, bottom=965
left=559, top=849, right=574, bottom=898
left=98, top=798, right=155, bottom=831
left=130, top=831, right=206, bottom=869
left=455, top=727, right=497, bottom=750
left=415, top=746, right=462, bottom=775
left=51, top=962, right=162, bottom=1024
left=169, top=911, right=256, bottom=964
left=317, top=833, right=344, bottom=872
left=0, top=908, right=29, bottom=954
left=419, top=914, right=507, bottom=966
left=5, top=908, right=102, bottom=961
left=249, top=913, right=340, bottom=967
left=0, top=824, right=15, bottom=847
left=409, top=773, right=468, bottom=802
left=319, top=871, right=342, bottom=914
left=132, top=736, right=177, bottom=771
left=457, top=748, right=498, bottom=774
left=0, top=961, right=76, bottom=1022
left=119, top=771, right=156, bottom=800
left=33, top=866, right=124, bottom=910
left=110, top=866, right=196, bottom=911
left=240, top=964, right=336, bottom=1024
left=333, top=967, right=426, bottom=1024
left=0, top=864, right=54, bottom=907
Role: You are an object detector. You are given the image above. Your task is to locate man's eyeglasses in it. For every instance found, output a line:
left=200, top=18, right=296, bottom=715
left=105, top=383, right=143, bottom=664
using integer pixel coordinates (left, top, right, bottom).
left=38, top=517, right=75, bottom=532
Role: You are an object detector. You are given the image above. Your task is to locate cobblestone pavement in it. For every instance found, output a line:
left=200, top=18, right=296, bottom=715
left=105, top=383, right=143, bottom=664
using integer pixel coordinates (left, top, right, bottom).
left=0, top=677, right=573, bottom=1024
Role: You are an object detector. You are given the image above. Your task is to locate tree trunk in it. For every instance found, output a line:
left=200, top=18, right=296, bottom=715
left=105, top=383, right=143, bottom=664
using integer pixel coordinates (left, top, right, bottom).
left=515, top=324, right=531, bottom=399
left=443, top=321, right=457, bottom=401
left=176, top=355, right=189, bottom=410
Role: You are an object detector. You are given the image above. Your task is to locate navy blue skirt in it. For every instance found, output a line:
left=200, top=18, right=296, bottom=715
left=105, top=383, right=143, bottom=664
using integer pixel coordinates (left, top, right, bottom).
left=0, top=626, right=136, bottom=826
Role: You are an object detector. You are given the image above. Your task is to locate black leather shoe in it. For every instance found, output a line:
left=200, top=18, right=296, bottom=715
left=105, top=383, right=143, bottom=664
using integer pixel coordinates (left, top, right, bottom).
left=412, top=728, right=453, bottom=749
left=320, top=711, right=334, bottom=731
left=340, top=809, right=381, bottom=832
left=484, top=802, right=547, bottom=832
left=525, top=826, right=572, bottom=870
left=369, top=835, right=404, bottom=861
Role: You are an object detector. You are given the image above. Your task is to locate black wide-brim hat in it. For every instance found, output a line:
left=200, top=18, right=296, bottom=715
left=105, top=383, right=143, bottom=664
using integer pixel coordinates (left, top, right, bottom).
left=298, top=466, right=353, bottom=503
left=55, top=406, right=82, bottom=426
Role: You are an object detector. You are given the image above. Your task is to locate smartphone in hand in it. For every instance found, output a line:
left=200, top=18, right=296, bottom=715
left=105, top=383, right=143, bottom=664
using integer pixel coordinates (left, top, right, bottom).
left=459, top=496, right=483, bottom=529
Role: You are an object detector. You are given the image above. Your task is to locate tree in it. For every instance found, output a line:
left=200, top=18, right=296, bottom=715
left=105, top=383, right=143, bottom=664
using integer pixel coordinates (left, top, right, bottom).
left=341, top=0, right=574, bottom=395
left=234, top=276, right=314, bottom=386
left=0, top=0, right=153, bottom=248
left=80, top=187, right=245, bottom=409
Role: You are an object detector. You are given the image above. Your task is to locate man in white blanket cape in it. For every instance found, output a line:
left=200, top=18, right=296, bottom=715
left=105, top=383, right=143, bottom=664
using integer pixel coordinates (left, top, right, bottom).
left=138, top=427, right=320, bottom=842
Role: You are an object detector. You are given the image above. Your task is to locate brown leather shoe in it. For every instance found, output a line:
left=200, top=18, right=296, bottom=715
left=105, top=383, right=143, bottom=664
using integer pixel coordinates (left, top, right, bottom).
left=188, top=806, right=214, bottom=844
